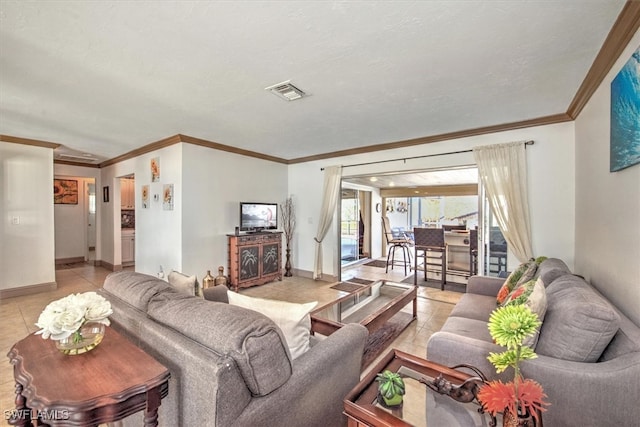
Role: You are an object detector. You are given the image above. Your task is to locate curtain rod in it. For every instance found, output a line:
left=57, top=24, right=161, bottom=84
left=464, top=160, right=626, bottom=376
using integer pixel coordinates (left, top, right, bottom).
left=320, top=140, right=534, bottom=171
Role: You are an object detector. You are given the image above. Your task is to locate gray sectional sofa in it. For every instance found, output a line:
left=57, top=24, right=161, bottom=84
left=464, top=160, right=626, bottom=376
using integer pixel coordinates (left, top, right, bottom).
left=426, top=258, right=640, bottom=426
left=99, top=271, right=368, bottom=427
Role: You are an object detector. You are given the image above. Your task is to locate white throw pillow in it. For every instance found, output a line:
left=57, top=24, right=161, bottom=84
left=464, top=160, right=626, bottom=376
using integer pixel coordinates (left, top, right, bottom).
left=227, top=291, right=317, bottom=359
left=168, top=271, right=201, bottom=297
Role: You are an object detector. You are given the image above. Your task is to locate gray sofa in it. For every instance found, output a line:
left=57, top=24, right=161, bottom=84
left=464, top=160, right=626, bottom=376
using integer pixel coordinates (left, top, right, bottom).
left=99, top=271, right=368, bottom=427
left=426, top=258, right=640, bottom=426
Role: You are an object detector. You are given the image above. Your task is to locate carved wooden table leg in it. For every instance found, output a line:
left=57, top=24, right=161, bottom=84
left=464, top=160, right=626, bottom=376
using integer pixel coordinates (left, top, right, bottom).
left=143, top=386, right=162, bottom=427
left=8, top=383, right=30, bottom=427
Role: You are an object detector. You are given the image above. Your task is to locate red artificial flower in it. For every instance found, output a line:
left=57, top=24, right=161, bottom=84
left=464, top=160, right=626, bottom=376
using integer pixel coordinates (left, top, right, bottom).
left=478, top=377, right=549, bottom=421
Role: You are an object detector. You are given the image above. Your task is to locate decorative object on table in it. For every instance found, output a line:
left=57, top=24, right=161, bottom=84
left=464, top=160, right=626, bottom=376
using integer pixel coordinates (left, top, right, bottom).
left=280, top=196, right=296, bottom=277
left=202, top=270, right=215, bottom=289
left=214, top=266, right=229, bottom=287
left=35, top=292, right=113, bottom=355
left=477, top=305, right=549, bottom=427
left=610, top=46, right=639, bottom=172
left=376, top=369, right=405, bottom=407
left=53, top=179, right=78, bottom=204
left=151, top=157, right=160, bottom=182
left=422, top=363, right=487, bottom=404
left=163, top=184, right=173, bottom=210
left=141, top=184, right=150, bottom=208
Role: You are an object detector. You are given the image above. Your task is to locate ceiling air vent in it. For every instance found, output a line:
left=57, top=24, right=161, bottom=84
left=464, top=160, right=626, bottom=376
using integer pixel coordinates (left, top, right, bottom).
left=265, top=80, right=308, bottom=101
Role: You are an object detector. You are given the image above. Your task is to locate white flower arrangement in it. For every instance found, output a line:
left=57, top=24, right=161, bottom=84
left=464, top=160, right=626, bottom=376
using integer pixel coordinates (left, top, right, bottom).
left=35, top=292, right=113, bottom=341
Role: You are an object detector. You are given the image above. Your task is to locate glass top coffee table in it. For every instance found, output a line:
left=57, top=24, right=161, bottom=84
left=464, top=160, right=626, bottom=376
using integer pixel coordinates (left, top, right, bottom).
left=344, top=349, right=504, bottom=427
left=310, top=280, right=417, bottom=336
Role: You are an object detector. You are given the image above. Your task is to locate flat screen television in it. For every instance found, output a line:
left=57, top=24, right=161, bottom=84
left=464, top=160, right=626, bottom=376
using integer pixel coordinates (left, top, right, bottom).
left=239, top=202, right=278, bottom=232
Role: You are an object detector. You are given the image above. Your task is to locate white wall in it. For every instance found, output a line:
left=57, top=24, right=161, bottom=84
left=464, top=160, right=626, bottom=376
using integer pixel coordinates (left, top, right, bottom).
left=181, top=144, right=288, bottom=280
left=289, top=122, right=575, bottom=279
left=98, top=142, right=288, bottom=282
left=0, top=142, right=56, bottom=291
left=100, top=143, right=182, bottom=274
left=575, top=30, right=640, bottom=326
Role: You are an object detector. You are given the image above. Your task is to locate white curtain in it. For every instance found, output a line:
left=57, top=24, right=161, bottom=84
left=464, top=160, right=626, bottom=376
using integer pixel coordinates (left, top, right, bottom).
left=313, top=165, right=342, bottom=279
left=473, top=141, right=533, bottom=263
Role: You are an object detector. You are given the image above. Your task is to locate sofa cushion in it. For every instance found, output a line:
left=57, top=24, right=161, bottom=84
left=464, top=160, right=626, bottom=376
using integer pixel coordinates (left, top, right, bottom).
left=168, top=270, right=200, bottom=297
left=227, top=291, right=317, bottom=360
left=496, top=260, right=537, bottom=304
left=147, top=294, right=292, bottom=396
left=449, top=293, right=498, bottom=322
left=535, top=258, right=572, bottom=286
left=439, top=316, right=494, bottom=343
left=536, top=278, right=620, bottom=362
left=103, top=271, right=176, bottom=311
left=503, top=278, right=547, bottom=348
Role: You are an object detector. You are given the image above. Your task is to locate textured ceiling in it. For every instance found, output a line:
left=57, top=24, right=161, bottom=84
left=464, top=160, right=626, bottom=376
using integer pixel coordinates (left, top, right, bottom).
left=0, top=1, right=627, bottom=162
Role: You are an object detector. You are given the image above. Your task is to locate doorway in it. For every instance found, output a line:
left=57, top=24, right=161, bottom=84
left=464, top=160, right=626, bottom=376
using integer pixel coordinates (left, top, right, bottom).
left=340, top=166, right=508, bottom=278
left=340, top=188, right=371, bottom=266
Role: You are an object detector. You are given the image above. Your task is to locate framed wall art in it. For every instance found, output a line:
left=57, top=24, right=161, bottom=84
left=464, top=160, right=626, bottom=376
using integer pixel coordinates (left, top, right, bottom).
left=142, top=185, right=150, bottom=209
left=103, top=186, right=109, bottom=203
left=54, top=179, right=78, bottom=204
left=151, top=157, right=160, bottom=182
left=163, top=184, right=174, bottom=210
left=610, top=46, right=640, bottom=172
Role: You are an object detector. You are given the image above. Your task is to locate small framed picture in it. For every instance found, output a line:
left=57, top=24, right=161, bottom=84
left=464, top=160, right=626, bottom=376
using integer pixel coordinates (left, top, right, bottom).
left=103, top=186, right=109, bottom=203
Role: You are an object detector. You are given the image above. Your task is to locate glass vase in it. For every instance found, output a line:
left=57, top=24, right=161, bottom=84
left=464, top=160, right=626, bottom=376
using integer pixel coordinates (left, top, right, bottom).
left=55, top=322, right=105, bottom=355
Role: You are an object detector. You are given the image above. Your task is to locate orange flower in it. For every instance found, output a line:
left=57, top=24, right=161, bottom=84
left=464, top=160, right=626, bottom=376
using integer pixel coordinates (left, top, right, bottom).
left=478, top=377, right=549, bottom=421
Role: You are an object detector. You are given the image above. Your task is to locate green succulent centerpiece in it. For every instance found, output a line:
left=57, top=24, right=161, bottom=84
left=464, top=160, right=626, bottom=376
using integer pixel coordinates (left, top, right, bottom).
left=376, top=370, right=405, bottom=407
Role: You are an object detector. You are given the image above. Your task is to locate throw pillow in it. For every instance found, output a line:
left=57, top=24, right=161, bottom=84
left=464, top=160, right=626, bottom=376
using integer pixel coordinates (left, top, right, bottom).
left=227, top=291, right=317, bottom=360
left=503, top=278, right=547, bottom=348
left=496, top=260, right=538, bottom=305
left=168, top=270, right=200, bottom=297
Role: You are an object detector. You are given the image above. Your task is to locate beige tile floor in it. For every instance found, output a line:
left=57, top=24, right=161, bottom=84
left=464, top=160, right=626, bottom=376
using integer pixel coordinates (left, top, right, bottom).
left=0, top=259, right=461, bottom=426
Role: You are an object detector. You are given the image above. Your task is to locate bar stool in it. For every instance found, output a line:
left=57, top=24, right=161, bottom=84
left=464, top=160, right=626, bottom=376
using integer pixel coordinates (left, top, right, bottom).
left=413, top=227, right=447, bottom=290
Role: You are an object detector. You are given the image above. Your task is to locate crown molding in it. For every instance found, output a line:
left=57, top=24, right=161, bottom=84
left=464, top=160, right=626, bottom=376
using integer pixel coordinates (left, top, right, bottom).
left=179, top=134, right=288, bottom=164
left=567, top=0, right=640, bottom=119
left=0, top=134, right=60, bottom=149
left=287, top=113, right=571, bottom=164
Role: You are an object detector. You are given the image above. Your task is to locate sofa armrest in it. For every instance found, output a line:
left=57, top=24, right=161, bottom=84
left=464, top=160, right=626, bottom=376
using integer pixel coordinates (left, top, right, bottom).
left=520, top=353, right=640, bottom=426
left=202, top=285, right=229, bottom=303
left=466, top=275, right=504, bottom=297
left=233, top=323, right=368, bottom=427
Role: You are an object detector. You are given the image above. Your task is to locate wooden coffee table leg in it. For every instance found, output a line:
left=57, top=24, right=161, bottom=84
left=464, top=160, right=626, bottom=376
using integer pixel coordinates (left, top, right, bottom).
left=8, top=383, right=30, bottom=427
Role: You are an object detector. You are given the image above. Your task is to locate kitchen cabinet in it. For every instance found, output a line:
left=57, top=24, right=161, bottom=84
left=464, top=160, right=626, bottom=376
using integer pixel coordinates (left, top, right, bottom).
left=121, top=230, right=135, bottom=266
left=120, top=178, right=135, bottom=209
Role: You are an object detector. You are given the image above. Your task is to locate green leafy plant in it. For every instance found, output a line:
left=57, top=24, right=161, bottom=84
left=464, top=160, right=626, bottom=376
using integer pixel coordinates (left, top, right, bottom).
left=478, top=304, right=549, bottom=423
left=376, top=370, right=405, bottom=406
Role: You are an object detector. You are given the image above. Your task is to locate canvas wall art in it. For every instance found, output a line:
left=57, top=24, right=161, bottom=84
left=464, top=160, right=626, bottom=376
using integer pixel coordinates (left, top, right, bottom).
left=142, top=185, right=150, bottom=209
left=151, top=157, right=160, bottom=182
left=54, top=179, right=78, bottom=204
left=163, top=184, right=174, bottom=210
left=610, top=46, right=640, bottom=172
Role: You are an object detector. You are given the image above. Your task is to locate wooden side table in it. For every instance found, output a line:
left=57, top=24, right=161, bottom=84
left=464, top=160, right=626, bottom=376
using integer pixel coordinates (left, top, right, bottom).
left=7, top=326, right=170, bottom=427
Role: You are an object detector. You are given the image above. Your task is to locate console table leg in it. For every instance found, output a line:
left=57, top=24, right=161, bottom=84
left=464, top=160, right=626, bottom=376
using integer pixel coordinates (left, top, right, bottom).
left=8, top=383, right=31, bottom=427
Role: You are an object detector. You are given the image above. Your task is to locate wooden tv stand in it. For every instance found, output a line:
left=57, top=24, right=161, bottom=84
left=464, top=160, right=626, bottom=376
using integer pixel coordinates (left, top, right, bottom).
left=227, top=232, right=282, bottom=292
